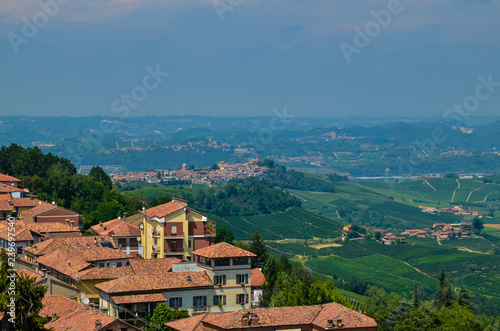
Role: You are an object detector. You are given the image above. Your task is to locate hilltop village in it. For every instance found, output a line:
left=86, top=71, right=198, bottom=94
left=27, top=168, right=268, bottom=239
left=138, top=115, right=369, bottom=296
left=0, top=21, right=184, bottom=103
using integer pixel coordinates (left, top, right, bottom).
left=0, top=172, right=377, bottom=331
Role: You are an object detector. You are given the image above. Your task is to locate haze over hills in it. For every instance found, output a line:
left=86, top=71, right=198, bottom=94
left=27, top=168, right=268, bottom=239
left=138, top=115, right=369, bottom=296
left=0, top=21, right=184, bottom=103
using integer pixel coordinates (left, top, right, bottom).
left=1, top=116, right=499, bottom=177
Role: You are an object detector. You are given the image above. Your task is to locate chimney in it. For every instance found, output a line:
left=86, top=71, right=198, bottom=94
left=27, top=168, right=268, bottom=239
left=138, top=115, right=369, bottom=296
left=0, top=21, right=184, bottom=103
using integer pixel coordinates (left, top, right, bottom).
left=65, top=219, right=70, bottom=226
left=51, top=313, right=58, bottom=322
left=241, top=315, right=249, bottom=327
left=99, top=221, right=103, bottom=228
left=68, top=262, right=72, bottom=269
left=95, top=319, right=102, bottom=330
left=94, top=238, right=97, bottom=244
left=337, top=318, right=343, bottom=327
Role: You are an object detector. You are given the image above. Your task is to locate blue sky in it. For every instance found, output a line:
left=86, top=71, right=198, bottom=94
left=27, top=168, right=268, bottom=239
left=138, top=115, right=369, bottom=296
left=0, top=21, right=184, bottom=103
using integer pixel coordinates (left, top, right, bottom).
left=1, top=0, right=499, bottom=118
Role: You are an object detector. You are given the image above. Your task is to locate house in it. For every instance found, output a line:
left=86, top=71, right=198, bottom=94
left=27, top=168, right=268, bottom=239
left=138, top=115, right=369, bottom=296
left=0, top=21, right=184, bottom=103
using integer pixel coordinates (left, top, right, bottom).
left=251, top=268, right=265, bottom=306
left=92, top=217, right=142, bottom=257
left=139, top=198, right=216, bottom=259
left=0, top=173, right=21, bottom=188
left=40, top=295, right=142, bottom=331
left=166, top=302, right=378, bottom=331
left=22, top=202, right=82, bottom=229
left=0, top=219, right=34, bottom=257
left=96, top=242, right=256, bottom=319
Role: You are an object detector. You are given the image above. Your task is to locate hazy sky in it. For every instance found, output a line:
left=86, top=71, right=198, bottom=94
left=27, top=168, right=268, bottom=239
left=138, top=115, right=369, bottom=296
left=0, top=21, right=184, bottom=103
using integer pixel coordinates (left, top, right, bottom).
left=1, top=0, right=499, bottom=118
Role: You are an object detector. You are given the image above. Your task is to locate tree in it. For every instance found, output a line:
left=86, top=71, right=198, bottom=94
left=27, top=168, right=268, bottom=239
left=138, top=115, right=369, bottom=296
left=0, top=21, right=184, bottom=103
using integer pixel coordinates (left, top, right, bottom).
left=375, top=231, right=382, bottom=240
left=149, top=304, right=189, bottom=330
left=472, top=217, right=484, bottom=233
left=89, top=166, right=112, bottom=190
left=0, top=252, right=51, bottom=331
left=433, top=267, right=454, bottom=310
left=249, top=231, right=268, bottom=268
left=411, top=282, right=420, bottom=309
left=215, top=227, right=234, bottom=245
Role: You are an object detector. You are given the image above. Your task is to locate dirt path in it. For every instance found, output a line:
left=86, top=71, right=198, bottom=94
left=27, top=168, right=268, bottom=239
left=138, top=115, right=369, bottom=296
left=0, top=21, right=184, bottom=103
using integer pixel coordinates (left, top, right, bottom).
left=451, top=190, right=456, bottom=203
left=483, top=191, right=492, bottom=202
left=466, top=190, right=474, bottom=202
left=424, top=179, right=437, bottom=191
left=456, top=179, right=461, bottom=189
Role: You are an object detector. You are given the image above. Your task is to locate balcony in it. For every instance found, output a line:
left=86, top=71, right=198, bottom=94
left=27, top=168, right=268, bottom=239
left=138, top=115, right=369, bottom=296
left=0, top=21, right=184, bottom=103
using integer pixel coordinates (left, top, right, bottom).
left=152, top=245, right=160, bottom=253
left=152, top=230, right=161, bottom=237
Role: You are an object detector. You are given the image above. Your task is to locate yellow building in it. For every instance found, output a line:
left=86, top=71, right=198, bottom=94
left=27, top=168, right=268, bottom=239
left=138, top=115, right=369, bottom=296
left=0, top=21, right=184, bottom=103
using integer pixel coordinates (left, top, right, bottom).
left=139, top=198, right=215, bottom=260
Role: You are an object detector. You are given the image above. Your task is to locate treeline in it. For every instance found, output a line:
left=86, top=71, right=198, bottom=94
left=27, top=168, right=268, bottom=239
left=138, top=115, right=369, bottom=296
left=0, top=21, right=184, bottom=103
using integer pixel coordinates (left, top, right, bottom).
left=149, top=176, right=301, bottom=217
left=0, top=144, right=144, bottom=230
left=363, top=268, right=499, bottom=330
left=258, top=159, right=336, bottom=192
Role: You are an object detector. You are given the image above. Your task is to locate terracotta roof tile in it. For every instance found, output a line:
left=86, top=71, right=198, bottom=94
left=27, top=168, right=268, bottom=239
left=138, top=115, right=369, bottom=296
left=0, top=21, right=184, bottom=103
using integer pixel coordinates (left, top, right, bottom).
left=251, top=268, right=265, bottom=287
left=112, top=293, right=166, bottom=305
left=17, top=269, right=45, bottom=284
left=0, top=174, right=21, bottom=182
left=92, top=218, right=141, bottom=237
left=79, top=265, right=134, bottom=281
left=29, top=222, right=82, bottom=234
left=0, top=182, right=24, bottom=193
left=40, top=295, right=115, bottom=331
left=11, top=197, right=44, bottom=207
left=166, top=313, right=208, bottom=331
left=191, top=242, right=256, bottom=259
left=24, top=236, right=117, bottom=257
left=129, top=258, right=181, bottom=276
left=96, top=271, right=212, bottom=294
left=140, top=201, right=184, bottom=219
left=0, top=219, right=33, bottom=241
left=37, top=250, right=92, bottom=278
left=167, top=303, right=377, bottom=330
left=0, top=200, right=15, bottom=211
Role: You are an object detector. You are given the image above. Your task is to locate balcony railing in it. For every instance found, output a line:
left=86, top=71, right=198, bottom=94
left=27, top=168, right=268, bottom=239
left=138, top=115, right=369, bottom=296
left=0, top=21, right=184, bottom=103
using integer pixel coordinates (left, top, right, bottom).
left=152, top=245, right=160, bottom=253
left=152, top=230, right=161, bottom=237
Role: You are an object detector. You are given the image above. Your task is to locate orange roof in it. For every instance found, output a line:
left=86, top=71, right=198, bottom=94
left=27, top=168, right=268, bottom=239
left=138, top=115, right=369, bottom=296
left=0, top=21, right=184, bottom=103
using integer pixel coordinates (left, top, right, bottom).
left=0, top=195, right=10, bottom=201
left=140, top=201, right=184, bottom=219
left=40, top=295, right=115, bottom=331
left=0, top=219, right=33, bottom=241
left=0, top=200, right=14, bottom=211
left=91, top=218, right=140, bottom=237
left=251, top=268, right=265, bottom=287
left=17, top=269, right=45, bottom=284
left=79, top=265, right=134, bottom=281
left=0, top=174, right=21, bottom=182
left=29, top=222, right=82, bottom=234
left=11, top=197, right=44, bottom=207
left=0, top=182, right=23, bottom=193
left=167, top=302, right=377, bottom=331
left=192, top=242, right=256, bottom=259
left=37, top=250, right=92, bottom=278
left=112, top=293, right=166, bottom=305
left=96, top=271, right=212, bottom=294
left=129, top=257, right=181, bottom=276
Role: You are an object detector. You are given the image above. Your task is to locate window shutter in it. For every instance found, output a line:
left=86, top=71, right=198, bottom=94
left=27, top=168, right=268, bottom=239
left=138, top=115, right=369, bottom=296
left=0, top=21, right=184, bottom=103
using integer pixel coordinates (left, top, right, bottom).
left=246, top=294, right=249, bottom=303
left=223, top=295, right=226, bottom=305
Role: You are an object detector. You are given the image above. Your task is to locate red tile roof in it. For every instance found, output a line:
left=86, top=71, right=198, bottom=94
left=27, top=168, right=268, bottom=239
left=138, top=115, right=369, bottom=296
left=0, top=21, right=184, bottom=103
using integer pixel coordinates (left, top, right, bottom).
left=251, top=268, right=265, bottom=287
left=140, top=201, right=184, bottom=219
left=17, top=268, right=45, bottom=284
left=0, top=174, right=21, bottom=182
left=11, top=197, right=44, bottom=207
left=40, top=295, right=115, bottom=331
left=129, top=257, right=181, bottom=276
left=96, top=271, right=212, bottom=294
left=0, top=219, right=33, bottom=241
left=91, top=218, right=141, bottom=237
left=112, top=293, right=166, bottom=305
left=29, top=222, right=82, bottom=234
left=191, top=242, right=256, bottom=259
left=79, top=265, right=134, bottom=281
left=167, top=302, right=377, bottom=331
left=37, top=250, right=92, bottom=278
left=0, top=182, right=24, bottom=193
left=0, top=200, right=15, bottom=211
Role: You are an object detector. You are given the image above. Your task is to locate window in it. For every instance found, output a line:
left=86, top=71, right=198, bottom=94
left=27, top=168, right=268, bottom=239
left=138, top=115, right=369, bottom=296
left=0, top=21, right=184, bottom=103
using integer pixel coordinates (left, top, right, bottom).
left=98, top=263, right=105, bottom=268
left=169, top=297, right=182, bottom=308
left=236, top=274, right=249, bottom=284
left=233, top=257, right=249, bottom=265
left=213, top=295, right=226, bottom=306
left=236, top=294, right=249, bottom=304
left=117, top=262, right=123, bottom=267
left=215, top=275, right=226, bottom=285
left=214, top=258, right=230, bottom=266
left=171, top=225, right=177, bottom=235
left=193, top=296, right=207, bottom=311
left=188, top=240, right=192, bottom=248
left=171, top=241, right=177, bottom=252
